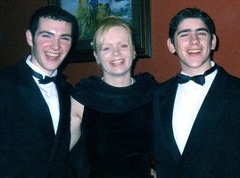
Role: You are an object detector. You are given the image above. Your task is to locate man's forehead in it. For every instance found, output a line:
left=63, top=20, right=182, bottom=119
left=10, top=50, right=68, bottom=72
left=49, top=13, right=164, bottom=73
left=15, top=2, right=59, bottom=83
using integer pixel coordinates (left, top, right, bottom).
left=177, top=18, right=208, bottom=31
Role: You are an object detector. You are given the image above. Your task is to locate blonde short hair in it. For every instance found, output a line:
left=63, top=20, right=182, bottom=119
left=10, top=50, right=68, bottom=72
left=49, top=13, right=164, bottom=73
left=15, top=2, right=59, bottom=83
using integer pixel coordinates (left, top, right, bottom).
left=92, top=16, right=135, bottom=54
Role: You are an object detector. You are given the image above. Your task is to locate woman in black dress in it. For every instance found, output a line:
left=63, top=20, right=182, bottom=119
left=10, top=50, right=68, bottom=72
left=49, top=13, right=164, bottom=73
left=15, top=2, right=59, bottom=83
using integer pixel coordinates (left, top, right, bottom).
left=69, top=16, right=156, bottom=178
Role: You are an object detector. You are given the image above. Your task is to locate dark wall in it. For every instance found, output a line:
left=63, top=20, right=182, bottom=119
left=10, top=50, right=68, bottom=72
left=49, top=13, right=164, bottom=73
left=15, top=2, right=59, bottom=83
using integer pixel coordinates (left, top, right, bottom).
left=1, top=0, right=240, bottom=85
left=0, top=0, right=45, bottom=67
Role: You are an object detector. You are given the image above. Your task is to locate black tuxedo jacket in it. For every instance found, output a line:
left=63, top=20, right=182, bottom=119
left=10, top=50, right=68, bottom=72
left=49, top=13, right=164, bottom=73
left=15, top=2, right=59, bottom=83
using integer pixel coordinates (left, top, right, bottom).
left=0, top=60, right=72, bottom=177
left=153, top=66, right=240, bottom=177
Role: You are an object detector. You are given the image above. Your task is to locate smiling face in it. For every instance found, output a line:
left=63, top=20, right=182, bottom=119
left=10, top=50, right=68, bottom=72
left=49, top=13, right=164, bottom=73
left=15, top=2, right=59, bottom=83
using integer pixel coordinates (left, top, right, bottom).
left=95, top=26, right=135, bottom=79
left=167, top=18, right=217, bottom=75
left=26, top=18, right=72, bottom=75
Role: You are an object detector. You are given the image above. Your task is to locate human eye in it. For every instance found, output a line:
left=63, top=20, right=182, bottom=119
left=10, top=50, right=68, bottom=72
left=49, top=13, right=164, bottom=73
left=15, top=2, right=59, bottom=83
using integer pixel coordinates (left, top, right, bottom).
left=179, top=32, right=189, bottom=38
left=119, top=43, right=129, bottom=50
left=40, top=32, right=52, bottom=38
left=121, top=44, right=129, bottom=48
left=198, top=31, right=208, bottom=36
left=61, top=36, right=71, bottom=42
left=177, top=29, right=191, bottom=39
left=101, top=45, right=111, bottom=51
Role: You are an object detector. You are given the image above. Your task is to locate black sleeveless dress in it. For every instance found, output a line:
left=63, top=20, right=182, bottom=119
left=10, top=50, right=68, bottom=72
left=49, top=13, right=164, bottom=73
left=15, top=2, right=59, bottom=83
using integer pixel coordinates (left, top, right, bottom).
left=72, top=73, right=156, bottom=178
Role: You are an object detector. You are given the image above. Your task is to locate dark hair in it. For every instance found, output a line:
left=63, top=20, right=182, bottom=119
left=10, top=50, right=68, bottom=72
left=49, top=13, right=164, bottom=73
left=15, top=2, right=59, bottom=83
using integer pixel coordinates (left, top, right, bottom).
left=169, top=8, right=216, bottom=44
left=28, top=6, right=78, bottom=43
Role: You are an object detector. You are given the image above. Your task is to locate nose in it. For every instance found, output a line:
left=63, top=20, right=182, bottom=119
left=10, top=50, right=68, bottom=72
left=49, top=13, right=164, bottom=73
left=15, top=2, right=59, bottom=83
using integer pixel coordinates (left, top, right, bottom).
left=190, top=33, right=199, bottom=44
left=51, top=38, right=60, bottom=50
left=113, top=46, right=120, bottom=56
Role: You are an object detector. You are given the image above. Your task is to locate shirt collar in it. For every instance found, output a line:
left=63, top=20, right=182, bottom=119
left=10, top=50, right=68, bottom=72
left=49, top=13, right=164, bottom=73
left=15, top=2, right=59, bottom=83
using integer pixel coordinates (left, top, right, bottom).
left=181, top=61, right=216, bottom=76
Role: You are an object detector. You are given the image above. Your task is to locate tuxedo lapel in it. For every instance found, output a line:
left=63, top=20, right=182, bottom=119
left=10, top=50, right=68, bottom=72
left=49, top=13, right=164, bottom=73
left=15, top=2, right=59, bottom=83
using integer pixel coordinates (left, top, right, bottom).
left=0, top=59, right=71, bottom=176
left=181, top=68, right=229, bottom=160
left=15, top=61, right=55, bottom=138
left=157, top=78, right=182, bottom=162
left=50, top=82, right=65, bottom=152
left=154, top=66, right=240, bottom=177
left=17, top=62, right=71, bottom=168
left=48, top=79, right=71, bottom=165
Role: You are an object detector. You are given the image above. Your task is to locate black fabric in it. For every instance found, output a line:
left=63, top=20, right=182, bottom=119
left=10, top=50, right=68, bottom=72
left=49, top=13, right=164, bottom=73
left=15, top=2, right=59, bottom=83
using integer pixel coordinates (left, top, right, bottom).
left=73, top=73, right=156, bottom=113
left=70, top=73, right=156, bottom=178
left=31, top=68, right=56, bottom=84
left=0, top=60, right=72, bottom=177
left=177, top=64, right=217, bottom=85
left=153, top=66, right=240, bottom=177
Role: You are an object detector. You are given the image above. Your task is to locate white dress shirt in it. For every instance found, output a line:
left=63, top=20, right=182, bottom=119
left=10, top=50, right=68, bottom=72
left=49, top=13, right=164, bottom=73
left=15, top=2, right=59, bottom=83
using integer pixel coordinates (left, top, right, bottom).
left=26, top=55, right=60, bottom=134
left=172, top=62, right=217, bottom=154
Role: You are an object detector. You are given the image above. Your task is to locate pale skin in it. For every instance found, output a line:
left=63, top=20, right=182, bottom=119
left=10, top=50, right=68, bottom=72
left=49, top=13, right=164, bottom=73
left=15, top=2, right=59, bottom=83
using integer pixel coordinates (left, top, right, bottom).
left=167, top=18, right=217, bottom=76
left=26, top=18, right=73, bottom=76
left=95, top=26, right=136, bottom=87
left=70, top=97, right=84, bottom=150
left=69, top=26, right=136, bottom=150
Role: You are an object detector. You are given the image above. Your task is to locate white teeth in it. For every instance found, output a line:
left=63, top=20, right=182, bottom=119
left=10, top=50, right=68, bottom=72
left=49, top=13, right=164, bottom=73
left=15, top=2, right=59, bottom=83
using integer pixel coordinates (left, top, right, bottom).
left=110, top=60, right=123, bottom=65
left=46, top=52, right=59, bottom=57
left=188, top=49, right=201, bottom=53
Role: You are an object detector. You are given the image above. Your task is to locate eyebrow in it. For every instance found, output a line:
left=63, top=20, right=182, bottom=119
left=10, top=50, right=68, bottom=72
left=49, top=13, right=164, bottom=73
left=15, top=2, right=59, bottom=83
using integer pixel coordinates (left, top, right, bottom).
left=37, top=31, right=53, bottom=36
left=177, top=28, right=209, bottom=36
left=37, top=31, right=72, bottom=38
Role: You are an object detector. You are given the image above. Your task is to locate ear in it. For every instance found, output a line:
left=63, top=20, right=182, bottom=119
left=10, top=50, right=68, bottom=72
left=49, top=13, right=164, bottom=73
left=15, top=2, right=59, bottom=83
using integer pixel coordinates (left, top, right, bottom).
left=133, top=51, right=136, bottom=60
left=26, top=30, right=33, bottom=47
left=167, top=38, right=176, bottom=54
left=93, top=52, right=101, bottom=64
left=211, top=34, right=217, bottom=50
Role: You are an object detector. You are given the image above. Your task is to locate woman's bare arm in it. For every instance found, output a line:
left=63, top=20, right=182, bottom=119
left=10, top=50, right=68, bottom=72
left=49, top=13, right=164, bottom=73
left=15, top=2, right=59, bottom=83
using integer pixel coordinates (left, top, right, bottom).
left=70, top=96, right=84, bottom=150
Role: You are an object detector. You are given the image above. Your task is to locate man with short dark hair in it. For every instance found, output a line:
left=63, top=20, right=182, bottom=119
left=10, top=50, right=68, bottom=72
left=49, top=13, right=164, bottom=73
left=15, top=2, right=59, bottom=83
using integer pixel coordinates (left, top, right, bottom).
left=153, top=8, right=240, bottom=177
left=0, top=6, right=78, bottom=177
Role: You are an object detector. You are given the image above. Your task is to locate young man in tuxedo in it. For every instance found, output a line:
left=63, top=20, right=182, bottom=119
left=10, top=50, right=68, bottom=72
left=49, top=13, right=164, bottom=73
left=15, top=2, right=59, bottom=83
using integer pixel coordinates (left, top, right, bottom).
left=0, top=6, right=78, bottom=177
left=153, top=8, right=240, bottom=177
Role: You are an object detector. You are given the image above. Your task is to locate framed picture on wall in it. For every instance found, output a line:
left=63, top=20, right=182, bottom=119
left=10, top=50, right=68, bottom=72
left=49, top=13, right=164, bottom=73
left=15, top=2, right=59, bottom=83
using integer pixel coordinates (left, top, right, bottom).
left=48, top=0, right=151, bottom=63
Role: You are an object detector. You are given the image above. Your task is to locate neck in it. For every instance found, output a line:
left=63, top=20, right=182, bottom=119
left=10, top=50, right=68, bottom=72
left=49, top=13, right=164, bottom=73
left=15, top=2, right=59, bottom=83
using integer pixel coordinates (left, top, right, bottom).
left=181, top=61, right=213, bottom=76
left=102, top=76, right=134, bottom=87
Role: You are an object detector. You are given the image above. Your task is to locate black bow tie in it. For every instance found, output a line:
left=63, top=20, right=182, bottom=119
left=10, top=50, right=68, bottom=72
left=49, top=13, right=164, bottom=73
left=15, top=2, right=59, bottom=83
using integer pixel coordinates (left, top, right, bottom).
left=177, top=65, right=217, bottom=85
left=31, top=69, right=56, bottom=84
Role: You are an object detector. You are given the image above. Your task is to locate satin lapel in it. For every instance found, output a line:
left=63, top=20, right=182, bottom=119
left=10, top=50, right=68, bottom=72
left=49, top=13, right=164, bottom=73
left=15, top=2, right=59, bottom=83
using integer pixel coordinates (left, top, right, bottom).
left=181, top=69, right=229, bottom=160
left=158, top=78, right=182, bottom=162
left=50, top=80, right=63, bottom=154
left=15, top=61, right=55, bottom=139
left=48, top=79, right=71, bottom=163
